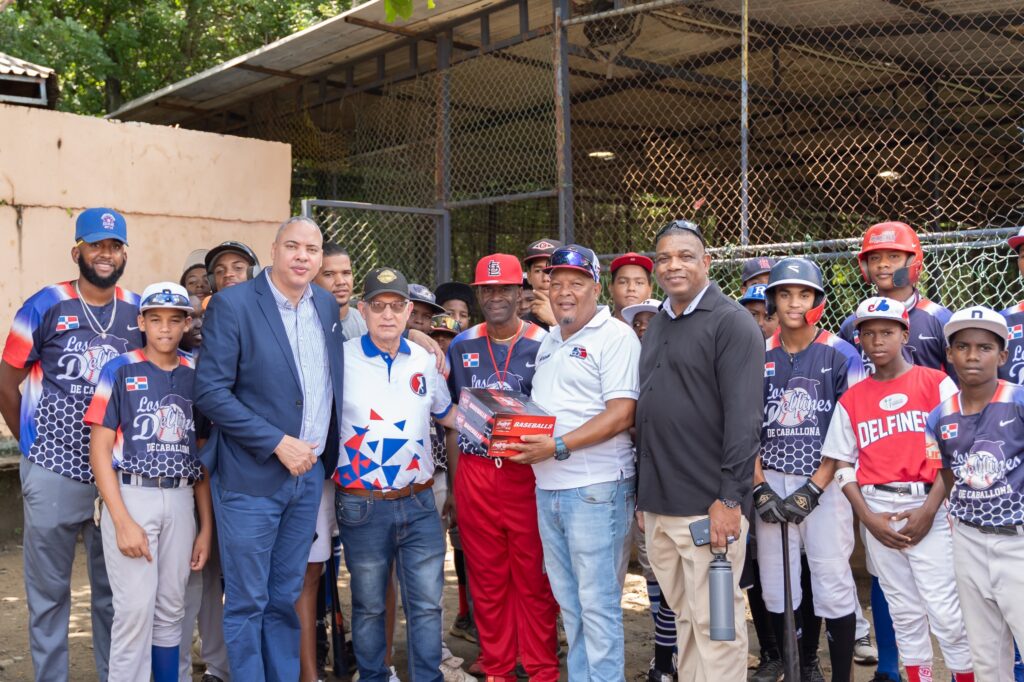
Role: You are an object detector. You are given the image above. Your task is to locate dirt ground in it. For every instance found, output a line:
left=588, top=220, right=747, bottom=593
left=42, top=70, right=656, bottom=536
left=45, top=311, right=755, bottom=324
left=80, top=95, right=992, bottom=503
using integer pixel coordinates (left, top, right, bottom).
left=0, top=539, right=949, bottom=681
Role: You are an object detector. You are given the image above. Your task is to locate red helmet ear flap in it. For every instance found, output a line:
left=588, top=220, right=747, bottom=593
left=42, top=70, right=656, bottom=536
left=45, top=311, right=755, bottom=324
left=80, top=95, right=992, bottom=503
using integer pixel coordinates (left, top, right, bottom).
left=805, top=295, right=826, bottom=326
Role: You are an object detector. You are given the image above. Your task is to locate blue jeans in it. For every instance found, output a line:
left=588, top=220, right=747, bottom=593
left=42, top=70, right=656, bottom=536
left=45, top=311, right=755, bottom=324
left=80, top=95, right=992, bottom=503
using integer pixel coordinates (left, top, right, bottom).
left=536, top=476, right=636, bottom=682
left=212, top=464, right=321, bottom=682
left=337, top=487, right=445, bottom=682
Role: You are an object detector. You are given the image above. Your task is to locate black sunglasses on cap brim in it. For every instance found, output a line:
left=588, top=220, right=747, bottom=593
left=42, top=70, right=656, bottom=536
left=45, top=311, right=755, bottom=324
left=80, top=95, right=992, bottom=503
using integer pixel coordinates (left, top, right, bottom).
left=655, top=220, right=706, bottom=247
left=543, top=247, right=600, bottom=281
left=141, top=291, right=193, bottom=311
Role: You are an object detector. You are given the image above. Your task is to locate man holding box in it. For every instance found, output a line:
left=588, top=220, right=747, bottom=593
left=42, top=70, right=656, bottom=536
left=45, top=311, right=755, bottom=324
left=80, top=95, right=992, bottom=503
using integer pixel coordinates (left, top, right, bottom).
left=508, top=244, right=641, bottom=681
left=445, top=253, right=559, bottom=682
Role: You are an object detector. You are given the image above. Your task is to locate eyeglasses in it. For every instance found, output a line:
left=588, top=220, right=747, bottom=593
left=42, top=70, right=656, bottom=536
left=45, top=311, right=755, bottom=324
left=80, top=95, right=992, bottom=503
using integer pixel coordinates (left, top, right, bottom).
left=430, top=314, right=462, bottom=334
left=366, top=299, right=408, bottom=314
left=655, top=220, right=706, bottom=247
left=141, top=291, right=192, bottom=310
left=548, top=248, right=600, bottom=281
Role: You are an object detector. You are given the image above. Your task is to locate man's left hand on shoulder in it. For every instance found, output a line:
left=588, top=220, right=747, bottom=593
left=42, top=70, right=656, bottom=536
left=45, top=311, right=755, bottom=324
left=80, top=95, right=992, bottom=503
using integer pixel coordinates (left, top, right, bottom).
left=506, top=434, right=556, bottom=464
left=708, top=499, right=741, bottom=550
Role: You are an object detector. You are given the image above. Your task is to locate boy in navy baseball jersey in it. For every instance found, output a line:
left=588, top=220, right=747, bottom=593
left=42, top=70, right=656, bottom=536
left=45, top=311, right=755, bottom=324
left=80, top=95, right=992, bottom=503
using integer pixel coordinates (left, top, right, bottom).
left=838, top=221, right=953, bottom=376
left=926, top=306, right=1024, bottom=682
left=1001, top=227, right=1024, bottom=384
left=752, top=257, right=866, bottom=682
left=86, top=282, right=212, bottom=682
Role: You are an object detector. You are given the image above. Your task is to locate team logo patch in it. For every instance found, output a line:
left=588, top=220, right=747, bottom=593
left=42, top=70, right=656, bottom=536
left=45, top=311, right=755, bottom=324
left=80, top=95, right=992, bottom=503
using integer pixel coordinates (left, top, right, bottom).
left=869, top=230, right=896, bottom=244
left=56, top=315, right=79, bottom=332
left=866, top=299, right=890, bottom=312
left=409, top=372, right=427, bottom=396
left=533, top=240, right=555, bottom=250
left=764, top=361, right=775, bottom=377
left=487, top=259, right=501, bottom=277
left=126, top=376, right=149, bottom=392
left=569, top=346, right=588, bottom=359
left=940, top=423, right=958, bottom=440
left=462, top=353, right=479, bottom=368
left=1010, top=324, right=1023, bottom=340
left=377, top=269, right=397, bottom=284
left=101, top=212, right=116, bottom=230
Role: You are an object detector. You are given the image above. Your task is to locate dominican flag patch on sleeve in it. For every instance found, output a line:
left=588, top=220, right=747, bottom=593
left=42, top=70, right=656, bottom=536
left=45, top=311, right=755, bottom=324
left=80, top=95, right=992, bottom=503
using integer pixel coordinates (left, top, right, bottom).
left=56, top=315, right=79, bottom=332
left=1010, top=324, right=1023, bottom=340
left=462, top=353, right=479, bottom=368
left=764, top=361, right=776, bottom=377
left=126, top=376, right=148, bottom=392
left=940, top=423, right=958, bottom=440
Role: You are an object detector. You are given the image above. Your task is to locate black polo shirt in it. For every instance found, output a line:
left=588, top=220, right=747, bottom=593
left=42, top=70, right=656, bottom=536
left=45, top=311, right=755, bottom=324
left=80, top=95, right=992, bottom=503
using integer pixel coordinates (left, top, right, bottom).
left=635, top=281, right=765, bottom=516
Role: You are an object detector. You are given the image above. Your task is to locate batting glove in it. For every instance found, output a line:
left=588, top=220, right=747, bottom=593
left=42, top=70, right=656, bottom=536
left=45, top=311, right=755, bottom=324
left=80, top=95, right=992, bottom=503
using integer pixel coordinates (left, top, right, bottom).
left=781, top=480, right=824, bottom=525
left=753, top=482, right=788, bottom=524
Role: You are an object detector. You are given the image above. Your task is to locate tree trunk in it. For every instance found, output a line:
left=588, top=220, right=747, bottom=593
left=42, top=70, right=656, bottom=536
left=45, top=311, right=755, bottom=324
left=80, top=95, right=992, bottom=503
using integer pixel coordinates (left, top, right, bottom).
left=105, top=76, right=123, bottom=114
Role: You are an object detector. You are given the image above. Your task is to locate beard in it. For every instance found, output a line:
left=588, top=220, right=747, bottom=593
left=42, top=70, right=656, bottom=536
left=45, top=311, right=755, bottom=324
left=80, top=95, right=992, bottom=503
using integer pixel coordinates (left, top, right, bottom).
left=559, top=315, right=575, bottom=327
left=78, top=253, right=126, bottom=289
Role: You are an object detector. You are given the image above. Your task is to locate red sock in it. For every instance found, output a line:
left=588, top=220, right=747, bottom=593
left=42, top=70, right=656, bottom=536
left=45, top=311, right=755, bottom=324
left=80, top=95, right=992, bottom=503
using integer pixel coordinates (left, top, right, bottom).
left=953, top=673, right=975, bottom=682
left=458, top=584, right=469, bottom=618
left=906, top=665, right=933, bottom=682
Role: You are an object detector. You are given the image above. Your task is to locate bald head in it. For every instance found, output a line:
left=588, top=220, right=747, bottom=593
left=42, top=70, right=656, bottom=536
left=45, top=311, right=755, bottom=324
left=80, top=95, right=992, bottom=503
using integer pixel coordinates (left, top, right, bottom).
left=270, top=216, right=324, bottom=297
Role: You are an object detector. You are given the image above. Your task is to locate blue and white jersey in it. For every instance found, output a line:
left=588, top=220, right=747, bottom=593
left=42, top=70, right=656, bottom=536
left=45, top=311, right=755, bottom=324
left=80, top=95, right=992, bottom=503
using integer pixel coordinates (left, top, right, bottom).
left=999, top=301, right=1024, bottom=385
left=2, top=282, right=142, bottom=482
left=761, top=330, right=866, bottom=476
left=925, top=380, right=1024, bottom=527
left=839, top=291, right=952, bottom=377
left=445, top=321, right=546, bottom=456
left=84, top=349, right=202, bottom=481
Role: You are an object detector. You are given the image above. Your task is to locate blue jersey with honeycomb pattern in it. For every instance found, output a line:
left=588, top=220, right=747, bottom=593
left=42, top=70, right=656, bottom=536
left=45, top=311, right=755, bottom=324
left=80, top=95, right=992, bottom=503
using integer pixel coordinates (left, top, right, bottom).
left=998, top=302, right=1024, bottom=385
left=446, top=321, right=546, bottom=457
left=839, top=291, right=953, bottom=378
left=1, top=282, right=142, bottom=483
left=925, top=380, right=1024, bottom=527
left=84, top=349, right=202, bottom=481
left=761, top=329, right=866, bottom=476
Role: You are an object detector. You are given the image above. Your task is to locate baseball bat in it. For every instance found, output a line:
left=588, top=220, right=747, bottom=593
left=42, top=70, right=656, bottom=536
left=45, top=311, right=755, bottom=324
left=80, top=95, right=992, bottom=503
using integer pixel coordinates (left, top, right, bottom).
left=327, top=554, right=348, bottom=677
left=780, top=522, right=800, bottom=682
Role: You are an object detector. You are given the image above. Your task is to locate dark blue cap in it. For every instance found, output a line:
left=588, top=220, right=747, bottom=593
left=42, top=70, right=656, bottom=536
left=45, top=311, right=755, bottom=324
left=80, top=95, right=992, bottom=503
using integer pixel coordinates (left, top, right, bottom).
left=75, top=208, right=128, bottom=245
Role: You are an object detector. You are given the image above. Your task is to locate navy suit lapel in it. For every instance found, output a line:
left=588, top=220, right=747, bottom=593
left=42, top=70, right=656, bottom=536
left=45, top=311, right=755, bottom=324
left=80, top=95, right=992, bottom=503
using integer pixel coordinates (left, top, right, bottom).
left=254, top=274, right=303, bottom=389
left=314, top=291, right=345, bottom=400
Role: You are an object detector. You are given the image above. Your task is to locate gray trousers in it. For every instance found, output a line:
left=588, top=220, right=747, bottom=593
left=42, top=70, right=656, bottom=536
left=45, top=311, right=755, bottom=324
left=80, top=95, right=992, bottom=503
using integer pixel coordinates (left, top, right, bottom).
left=178, top=523, right=231, bottom=681
left=20, top=458, right=113, bottom=682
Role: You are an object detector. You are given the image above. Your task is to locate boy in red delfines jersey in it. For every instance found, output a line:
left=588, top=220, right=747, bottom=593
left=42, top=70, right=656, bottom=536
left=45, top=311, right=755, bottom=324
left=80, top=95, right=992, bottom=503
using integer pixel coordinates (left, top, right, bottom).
left=822, top=297, right=972, bottom=682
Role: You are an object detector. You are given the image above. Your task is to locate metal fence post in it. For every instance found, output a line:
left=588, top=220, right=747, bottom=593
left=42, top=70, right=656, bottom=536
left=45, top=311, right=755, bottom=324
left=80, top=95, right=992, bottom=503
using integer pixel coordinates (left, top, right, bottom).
left=554, top=0, right=575, bottom=244
left=739, top=0, right=750, bottom=246
left=436, top=30, right=453, bottom=281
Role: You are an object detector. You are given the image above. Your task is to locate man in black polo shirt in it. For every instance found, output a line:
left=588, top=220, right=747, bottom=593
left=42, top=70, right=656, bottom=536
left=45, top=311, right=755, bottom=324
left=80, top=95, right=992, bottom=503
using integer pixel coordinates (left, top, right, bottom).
left=635, top=220, right=765, bottom=682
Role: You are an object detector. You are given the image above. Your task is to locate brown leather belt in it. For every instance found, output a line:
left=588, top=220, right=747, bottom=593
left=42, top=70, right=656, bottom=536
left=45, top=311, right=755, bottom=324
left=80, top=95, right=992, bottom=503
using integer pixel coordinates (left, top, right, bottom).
left=338, top=478, right=434, bottom=500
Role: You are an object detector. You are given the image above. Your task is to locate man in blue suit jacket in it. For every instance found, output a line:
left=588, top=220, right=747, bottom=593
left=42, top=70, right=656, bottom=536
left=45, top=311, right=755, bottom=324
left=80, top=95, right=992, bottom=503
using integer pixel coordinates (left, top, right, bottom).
left=195, top=217, right=345, bottom=682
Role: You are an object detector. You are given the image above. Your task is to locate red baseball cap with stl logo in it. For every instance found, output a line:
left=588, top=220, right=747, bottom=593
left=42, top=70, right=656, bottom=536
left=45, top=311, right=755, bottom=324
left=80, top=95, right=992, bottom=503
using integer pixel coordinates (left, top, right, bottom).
left=473, top=253, right=523, bottom=286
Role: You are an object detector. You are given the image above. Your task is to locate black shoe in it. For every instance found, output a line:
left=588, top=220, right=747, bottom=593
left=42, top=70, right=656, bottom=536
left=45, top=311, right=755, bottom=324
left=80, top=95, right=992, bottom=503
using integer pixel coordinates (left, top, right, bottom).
left=868, top=674, right=902, bottom=682
left=800, top=661, right=825, bottom=682
left=750, top=656, right=783, bottom=682
left=647, top=669, right=674, bottom=682
left=201, top=675, right=226, bottom=682
left=515, top=663, right=528, bottom=679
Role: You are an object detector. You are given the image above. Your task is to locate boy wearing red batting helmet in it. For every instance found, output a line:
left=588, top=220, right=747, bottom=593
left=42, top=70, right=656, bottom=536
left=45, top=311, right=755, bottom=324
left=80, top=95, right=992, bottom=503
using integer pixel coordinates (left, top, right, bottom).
left=823, top=297, right=973, bottom=682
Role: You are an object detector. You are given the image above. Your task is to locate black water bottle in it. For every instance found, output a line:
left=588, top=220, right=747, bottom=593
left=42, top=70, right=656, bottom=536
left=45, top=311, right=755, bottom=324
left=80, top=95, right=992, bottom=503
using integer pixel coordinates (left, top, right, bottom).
left=709, top=551, right=735, bottom=641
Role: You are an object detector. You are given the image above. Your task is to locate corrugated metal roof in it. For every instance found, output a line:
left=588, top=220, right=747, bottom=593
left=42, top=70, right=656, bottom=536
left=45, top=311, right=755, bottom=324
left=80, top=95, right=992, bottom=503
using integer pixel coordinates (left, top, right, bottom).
left=0, top=52, right=54, bottom=79
left=107, top=0, right=525, bottom=125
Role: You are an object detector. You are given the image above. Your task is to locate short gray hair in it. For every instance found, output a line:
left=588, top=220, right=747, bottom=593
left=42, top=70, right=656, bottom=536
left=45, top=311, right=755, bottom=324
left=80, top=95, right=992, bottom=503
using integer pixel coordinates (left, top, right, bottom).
left=275, top=216, right=321, bottom=241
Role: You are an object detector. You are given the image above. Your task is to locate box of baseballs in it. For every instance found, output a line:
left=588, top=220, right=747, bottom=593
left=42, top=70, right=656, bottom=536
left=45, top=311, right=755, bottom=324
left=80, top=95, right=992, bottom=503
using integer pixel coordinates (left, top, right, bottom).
left=456, top=388, right=556, bottom=457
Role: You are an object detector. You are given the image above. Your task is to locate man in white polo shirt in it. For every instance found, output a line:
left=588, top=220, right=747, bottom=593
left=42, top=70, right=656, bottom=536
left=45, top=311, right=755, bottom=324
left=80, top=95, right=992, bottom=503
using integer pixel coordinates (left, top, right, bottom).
left=334, top=267, right=457, bottom=682
left=508, top=244, right=641, bottom=682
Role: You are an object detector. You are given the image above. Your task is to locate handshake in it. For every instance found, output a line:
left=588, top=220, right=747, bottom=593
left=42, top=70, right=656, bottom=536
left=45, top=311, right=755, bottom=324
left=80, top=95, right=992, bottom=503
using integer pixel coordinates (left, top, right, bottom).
left=753, top=480, right=824, bottom=525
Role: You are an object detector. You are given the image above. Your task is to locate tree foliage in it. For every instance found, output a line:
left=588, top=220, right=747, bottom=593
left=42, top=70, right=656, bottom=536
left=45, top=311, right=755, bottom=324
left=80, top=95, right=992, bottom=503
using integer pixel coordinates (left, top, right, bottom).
left=0, top=0, right=357, bottom=115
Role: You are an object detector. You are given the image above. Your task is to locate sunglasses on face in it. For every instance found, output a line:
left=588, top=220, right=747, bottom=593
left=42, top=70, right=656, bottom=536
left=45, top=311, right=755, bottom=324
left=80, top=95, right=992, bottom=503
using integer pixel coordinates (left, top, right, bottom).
left=366, top=299, right=409, bottom=314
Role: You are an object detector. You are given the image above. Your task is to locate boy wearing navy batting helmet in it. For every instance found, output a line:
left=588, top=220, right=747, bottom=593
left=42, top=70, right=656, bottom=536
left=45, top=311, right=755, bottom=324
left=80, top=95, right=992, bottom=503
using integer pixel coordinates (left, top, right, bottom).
left=752, top=257, right=866, bottom=682
left=926, top=307, right=1024, bottom=682
left=85, top=282, right=211, bottom=682
left=823, top=297, right=973, bottom=682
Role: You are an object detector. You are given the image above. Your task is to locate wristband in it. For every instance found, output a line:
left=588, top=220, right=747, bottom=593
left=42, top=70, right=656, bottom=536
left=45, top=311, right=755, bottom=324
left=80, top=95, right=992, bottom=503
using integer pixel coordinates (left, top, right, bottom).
left=834, top=467, right=857, bottom=489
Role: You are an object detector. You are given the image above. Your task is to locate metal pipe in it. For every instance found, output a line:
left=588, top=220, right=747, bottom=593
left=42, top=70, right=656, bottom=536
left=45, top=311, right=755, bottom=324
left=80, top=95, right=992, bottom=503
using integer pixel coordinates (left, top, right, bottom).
left=443, top=189, right=558, bottom=209
left=303, top=199, right=447, bottom=217
left=562, top=0, right=685, bottom=26
left=554, top=0, right=575, bottom=244
left=739, top=0, right=750, bottom=245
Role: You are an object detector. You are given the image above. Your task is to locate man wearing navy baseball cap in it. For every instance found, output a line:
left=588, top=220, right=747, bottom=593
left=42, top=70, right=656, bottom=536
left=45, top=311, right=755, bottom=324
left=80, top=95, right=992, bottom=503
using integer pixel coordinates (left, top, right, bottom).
left=508, top=243, right=641, bottom=681
left=0, top=207, right=141, bottom=681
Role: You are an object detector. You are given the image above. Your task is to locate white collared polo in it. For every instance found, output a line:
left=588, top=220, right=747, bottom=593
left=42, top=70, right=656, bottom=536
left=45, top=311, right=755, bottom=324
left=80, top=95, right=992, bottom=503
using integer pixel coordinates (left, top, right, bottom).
left=334, top=334, right=452, bottom=491
left=530, top=306, right=641, bottom=490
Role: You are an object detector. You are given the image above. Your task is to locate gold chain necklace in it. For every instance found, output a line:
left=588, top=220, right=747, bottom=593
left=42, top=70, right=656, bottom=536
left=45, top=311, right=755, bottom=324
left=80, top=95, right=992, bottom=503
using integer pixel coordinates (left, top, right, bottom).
left=489, top=321, right=523, bottom=343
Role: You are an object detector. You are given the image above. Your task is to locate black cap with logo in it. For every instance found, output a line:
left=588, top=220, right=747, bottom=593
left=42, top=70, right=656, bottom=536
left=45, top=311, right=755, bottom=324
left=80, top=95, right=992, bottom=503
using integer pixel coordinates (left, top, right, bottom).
left=363, top=268, right=410, bottom=301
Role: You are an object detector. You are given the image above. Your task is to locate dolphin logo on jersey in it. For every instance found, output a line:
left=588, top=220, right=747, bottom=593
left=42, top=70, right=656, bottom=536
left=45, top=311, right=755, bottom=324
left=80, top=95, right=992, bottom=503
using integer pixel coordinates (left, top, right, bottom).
left=409, top=372, right=427, bottom=396
left=765, top=377, right=823, bottom=428
left=470, top=372, right=525, bottom=392
left=56, top=334, right=131, bottom=386
left=132, top=394, right=195, bottom=444
left=957, top=439, right=1014, bottom=491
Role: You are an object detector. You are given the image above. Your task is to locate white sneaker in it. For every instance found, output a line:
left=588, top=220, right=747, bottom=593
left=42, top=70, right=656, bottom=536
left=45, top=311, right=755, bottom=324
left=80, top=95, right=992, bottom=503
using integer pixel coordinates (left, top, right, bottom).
left=389, top=665, right=401, bottom=682
left=441, top=665, right=476, bottom=682
left=854, top=635, right=879, bottom=665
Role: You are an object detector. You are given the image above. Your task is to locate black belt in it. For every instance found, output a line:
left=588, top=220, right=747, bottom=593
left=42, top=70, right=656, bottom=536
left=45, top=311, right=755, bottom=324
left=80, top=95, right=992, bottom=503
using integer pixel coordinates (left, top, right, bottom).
left=874, top=482, right=932, bottom=495
left=959, top=518, right=1024, bottom=536
left=120, top=472, right=194, bottom=489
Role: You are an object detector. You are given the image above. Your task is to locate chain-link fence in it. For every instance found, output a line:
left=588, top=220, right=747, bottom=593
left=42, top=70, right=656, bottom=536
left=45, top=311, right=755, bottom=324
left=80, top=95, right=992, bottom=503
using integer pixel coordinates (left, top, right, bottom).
left=302, top=200, right=450, bottom=288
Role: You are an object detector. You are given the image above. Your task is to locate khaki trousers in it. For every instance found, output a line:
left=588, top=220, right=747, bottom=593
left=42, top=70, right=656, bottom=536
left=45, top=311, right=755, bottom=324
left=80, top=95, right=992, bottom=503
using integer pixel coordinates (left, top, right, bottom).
left=644, top=512, right=749, bottom=682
